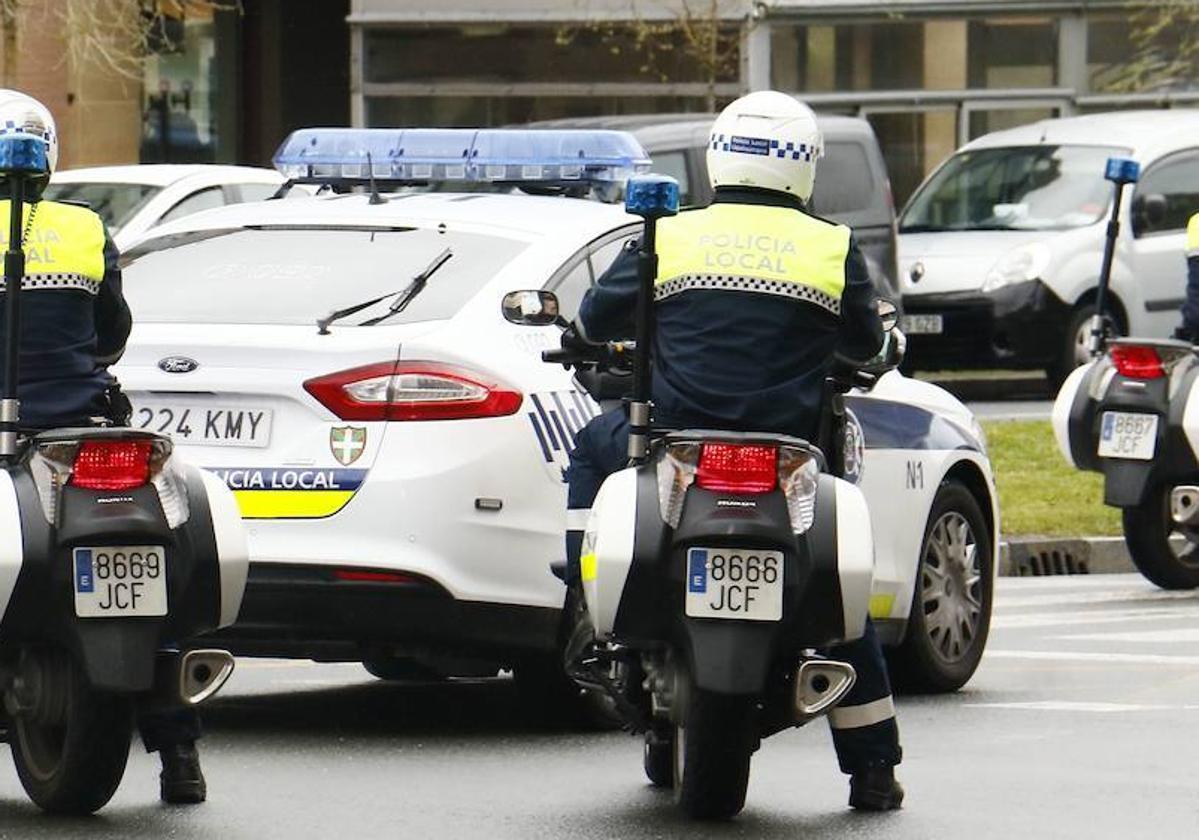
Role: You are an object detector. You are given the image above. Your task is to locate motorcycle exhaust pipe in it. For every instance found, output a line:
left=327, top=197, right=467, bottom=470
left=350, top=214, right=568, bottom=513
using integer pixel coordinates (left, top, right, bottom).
left=1170, top=486, right=1199, bottom=527
left=794, top=660, right=857, bottom=719
left=154, top=649, right=236, bottom=707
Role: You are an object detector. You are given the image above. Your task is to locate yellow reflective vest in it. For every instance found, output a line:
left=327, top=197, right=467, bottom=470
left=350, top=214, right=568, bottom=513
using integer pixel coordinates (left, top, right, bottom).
left=0, top=198, right=108, bottom=293
left=654, top=203, right=852, bottom=316
left=1187, top=212, right=1199, bottom=258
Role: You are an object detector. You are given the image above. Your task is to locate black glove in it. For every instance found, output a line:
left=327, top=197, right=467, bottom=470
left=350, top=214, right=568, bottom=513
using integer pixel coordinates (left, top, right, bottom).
left=560, top=321, right=592, bottom=352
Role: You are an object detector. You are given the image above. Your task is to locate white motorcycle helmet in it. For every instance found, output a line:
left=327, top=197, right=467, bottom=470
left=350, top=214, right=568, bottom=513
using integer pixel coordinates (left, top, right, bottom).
left=707, top=91, right=822, bottom=203
left=0, top=89, right=58, bottom=188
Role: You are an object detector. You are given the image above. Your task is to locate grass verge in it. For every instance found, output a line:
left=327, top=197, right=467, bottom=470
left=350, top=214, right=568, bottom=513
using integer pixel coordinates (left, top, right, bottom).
left=982, top=419, right=1122, bottom=538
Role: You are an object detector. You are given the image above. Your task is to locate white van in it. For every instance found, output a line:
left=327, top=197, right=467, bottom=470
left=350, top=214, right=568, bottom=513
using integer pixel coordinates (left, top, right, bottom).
left=897, top=110, right=1199, bottom=383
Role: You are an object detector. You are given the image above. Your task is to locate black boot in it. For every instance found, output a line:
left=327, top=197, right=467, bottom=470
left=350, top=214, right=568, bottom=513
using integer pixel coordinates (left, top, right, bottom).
left=159, top=741, right=207, bottom=804
left=848, top=765, right=904, bottom=811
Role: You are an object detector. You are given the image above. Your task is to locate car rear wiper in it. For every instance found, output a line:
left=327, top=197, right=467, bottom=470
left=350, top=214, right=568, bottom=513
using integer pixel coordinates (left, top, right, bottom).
left=316, top=248, right=453, bottom=334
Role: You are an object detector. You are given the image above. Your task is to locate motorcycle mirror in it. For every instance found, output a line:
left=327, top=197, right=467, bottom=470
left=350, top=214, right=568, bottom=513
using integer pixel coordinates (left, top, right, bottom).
left=501, top=289, right=561, bottom=326
left=877, top=298, right=899, bottom=332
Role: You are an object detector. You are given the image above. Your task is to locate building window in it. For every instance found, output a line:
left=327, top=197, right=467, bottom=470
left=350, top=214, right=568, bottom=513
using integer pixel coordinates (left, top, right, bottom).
left=141, top=9, right=220, bottom=163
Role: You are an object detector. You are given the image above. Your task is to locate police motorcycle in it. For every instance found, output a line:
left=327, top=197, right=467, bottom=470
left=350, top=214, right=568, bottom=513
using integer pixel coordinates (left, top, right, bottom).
left=505, top=175, right=903, bottom=820
left=1054, top=157, right=1199, bottom=590
left=0, top=133, right=248, bottom=813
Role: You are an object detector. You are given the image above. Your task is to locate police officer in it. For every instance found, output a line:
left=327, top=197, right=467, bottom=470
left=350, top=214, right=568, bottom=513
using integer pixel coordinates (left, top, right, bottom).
left=1176, top=211, right=1199, bottom=342
left=562, top=91, right=904, bottom=811
left=0, top=90, right=208, bottom=804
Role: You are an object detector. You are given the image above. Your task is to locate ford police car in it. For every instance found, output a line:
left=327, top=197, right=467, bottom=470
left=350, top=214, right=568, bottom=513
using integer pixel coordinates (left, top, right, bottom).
left=114, top=129, right=999, bottom=699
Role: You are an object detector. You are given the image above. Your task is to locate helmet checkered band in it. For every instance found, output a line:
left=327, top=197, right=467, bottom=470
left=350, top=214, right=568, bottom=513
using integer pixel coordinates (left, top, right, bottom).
left=771, top=139, right=821, bottom=161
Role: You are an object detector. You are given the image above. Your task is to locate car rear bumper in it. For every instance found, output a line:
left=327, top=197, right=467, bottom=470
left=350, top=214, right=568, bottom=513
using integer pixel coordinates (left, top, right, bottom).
left=210, top=562, right=563, bottom=662
left=901, top=279, right=1068, bottom=370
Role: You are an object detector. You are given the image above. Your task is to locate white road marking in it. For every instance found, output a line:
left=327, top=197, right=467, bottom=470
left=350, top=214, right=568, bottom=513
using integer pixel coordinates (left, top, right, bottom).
left=992, top=607, right=1199, bottom=629
left=986, top=649, right=1199, bottom=666
left=967, top=701, right=1199, bottom=713
left=1059, top=628, right=1199, bottom=644
left=997, top=588, right=1199, bottom=610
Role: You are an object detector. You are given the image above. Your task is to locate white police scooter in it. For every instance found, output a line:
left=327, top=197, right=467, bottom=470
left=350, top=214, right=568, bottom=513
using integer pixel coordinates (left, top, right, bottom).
left=0, top=133, right=249, bottom=814
left=1054, top=157, right=1199, bottom=590
left=508, top=175, right=898, bottom=820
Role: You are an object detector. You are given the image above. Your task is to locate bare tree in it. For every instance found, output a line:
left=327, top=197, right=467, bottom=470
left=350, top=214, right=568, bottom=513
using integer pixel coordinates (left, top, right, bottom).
left=1093, top=0, right=1199, bottom=93
left=0, top=0, right=240, bottom=86
left=556, top=1, right=741, bottom=111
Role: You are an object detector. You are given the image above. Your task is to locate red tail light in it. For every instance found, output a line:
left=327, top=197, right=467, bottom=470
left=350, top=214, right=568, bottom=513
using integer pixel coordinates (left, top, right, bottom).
left=333, top=569, right=420, bottom=584
left=303, top=361, right=523, bottom=421
left=70, top=440, right=153, bottom=490
left=696, top=443, right=778, bottom=494
left=1110, top=344, right=1165, bottom=380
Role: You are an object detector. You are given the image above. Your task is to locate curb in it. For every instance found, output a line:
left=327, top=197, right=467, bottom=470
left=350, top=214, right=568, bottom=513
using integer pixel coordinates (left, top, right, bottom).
left=999, top=536, right=1135, bottom=576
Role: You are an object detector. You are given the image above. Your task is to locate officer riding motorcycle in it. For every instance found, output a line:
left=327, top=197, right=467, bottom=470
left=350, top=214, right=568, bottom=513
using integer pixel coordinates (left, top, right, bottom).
left=0, top=90, right=208, bottom=805
left=561, top=91, right=905, bottom=811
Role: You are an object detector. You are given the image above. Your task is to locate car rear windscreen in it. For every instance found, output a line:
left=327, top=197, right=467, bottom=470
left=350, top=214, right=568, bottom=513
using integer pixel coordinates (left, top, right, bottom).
left=122, top=226, right=529, bottom=326
left=43, top=182, right=161, bottom=232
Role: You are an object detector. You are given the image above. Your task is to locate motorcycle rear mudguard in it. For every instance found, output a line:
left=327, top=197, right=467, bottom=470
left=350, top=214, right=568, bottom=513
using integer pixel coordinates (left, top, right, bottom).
left=583, top=463, right=873, bottom=695
left=0, top=446, right=248, bottom=693
left=1055, top=359, right=1199, bottom=507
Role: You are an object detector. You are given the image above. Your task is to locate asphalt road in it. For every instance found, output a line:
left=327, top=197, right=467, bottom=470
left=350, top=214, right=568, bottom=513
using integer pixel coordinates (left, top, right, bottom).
left=2, top=573, right=1197, bottom=839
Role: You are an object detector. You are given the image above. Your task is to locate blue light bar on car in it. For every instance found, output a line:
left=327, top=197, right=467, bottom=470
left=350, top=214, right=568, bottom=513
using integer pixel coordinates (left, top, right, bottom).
left=272, top=128, right=651, bottom=187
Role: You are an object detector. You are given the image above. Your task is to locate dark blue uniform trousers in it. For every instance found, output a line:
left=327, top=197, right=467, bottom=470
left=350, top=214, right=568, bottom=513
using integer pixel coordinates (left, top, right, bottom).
left=566, top=410, right=901, bottom=773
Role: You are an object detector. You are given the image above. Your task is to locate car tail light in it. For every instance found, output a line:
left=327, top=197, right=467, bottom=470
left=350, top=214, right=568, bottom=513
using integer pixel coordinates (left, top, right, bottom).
left=696, top=443, right=778, bottom=493
left=333, top=568, right=421, bottom=584
left=70, top=440, right=152, bottom=490
left=1109, top=344, right=1165, bottom=380
left=304, top=361, right=523, bottom=421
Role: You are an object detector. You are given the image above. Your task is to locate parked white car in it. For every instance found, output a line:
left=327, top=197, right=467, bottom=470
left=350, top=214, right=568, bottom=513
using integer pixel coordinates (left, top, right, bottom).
left=897, top=109, right=1199, bottom=383
left=45, top=164, right=288, bottom=250
left=112, top=129, right=999, bottom=698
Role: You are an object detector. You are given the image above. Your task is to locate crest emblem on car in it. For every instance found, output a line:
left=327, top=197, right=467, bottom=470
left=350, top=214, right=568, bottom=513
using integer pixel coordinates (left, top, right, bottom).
left=909, top=261, right=925, bottom=284
left=158, top=356, right=198, bottom=374
left=330, top=426, right=367, bottom=466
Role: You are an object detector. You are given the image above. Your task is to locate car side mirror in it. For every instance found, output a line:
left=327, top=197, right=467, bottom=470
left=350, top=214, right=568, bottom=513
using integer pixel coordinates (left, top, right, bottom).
left=502, top=290, right=560, bottom=326
left=877, top=298, right=899, bottom=332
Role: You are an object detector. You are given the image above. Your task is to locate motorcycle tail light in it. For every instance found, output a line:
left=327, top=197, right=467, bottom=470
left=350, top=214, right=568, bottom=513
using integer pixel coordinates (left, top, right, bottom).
left=778, top=447, right=819, bottom=534
left=696, top=443, right=778, bottom=493
left=71, top=441, right=152, bottom=490
left=28, top=436, right=189, bottom=527
left=657, top=442, right=699, bottom=528
left=1109, top=344, right=1165, bottom=380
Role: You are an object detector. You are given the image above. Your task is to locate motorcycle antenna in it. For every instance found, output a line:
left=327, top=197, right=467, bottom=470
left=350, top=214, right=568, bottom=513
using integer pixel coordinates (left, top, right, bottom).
left=1090, top=157, right=1140, bottom=358
left=622, top=174, right=679, bottom=465
left=0, top=133, right=46, bottom=459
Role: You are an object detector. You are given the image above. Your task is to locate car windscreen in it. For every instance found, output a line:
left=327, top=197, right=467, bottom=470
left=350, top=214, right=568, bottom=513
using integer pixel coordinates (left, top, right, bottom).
left=42, top=182, right=161, bottom=232
left=900, top=144, right=1129, bottom=233
left=121, top=226, right=530, bottom=326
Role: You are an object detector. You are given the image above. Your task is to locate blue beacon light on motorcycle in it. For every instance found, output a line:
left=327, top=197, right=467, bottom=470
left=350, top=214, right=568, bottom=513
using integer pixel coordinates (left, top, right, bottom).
left=0, top=132, right=48, bottom=175
left=624, top=174, right=680, bottom=219
left=1104, top=157, right=1140, bottom=185
left=272, top=128, right=651, bottom=191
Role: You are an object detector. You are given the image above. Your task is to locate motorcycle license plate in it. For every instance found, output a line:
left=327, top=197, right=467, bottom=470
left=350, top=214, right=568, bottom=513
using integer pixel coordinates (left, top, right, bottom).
left=1097, top=412, right=1159, bottom=460
left=684, top=548, right=783, bottom=622
left=72, top=546, right=167, bottom=618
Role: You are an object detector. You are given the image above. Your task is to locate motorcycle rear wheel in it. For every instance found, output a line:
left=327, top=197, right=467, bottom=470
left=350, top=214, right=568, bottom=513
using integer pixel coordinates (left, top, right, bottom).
left=1123, top=486, right=1199, bottom=590
left=672, top=687, right=757, bottom=820
left=9, top=648, right=134, bottom=815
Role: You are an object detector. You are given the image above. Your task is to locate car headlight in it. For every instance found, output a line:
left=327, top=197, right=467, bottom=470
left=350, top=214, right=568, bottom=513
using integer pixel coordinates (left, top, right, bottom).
left=981, top=243, right=1051, bottom=294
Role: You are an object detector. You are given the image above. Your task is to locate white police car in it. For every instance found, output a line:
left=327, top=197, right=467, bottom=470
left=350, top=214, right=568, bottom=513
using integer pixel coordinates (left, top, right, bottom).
left=114, top=129, right=999, bottom=698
